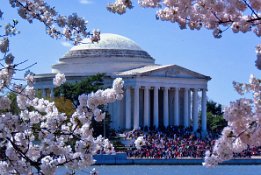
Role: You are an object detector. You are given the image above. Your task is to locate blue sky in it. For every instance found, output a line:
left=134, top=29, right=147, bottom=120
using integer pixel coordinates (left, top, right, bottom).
left=1, top=0, right=260, bottom=106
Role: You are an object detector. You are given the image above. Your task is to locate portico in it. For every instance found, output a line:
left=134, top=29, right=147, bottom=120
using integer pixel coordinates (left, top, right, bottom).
left=117, top=65, right=210, bottom=134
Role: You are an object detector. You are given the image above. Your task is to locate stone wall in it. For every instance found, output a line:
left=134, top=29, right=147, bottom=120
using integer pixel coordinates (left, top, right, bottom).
left=93, top=153, right=261, bottom=165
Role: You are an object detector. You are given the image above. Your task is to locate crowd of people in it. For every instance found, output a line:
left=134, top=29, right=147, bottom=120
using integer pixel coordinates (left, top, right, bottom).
left=119, top=126, right=261, bottom=159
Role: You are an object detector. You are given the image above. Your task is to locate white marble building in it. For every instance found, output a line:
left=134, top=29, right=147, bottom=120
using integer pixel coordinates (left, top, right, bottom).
left=34, top=33, right=211, bottom=133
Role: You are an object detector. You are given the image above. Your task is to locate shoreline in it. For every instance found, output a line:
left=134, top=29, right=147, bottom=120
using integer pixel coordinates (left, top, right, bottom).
left=94, top=153, right=261, bottom=165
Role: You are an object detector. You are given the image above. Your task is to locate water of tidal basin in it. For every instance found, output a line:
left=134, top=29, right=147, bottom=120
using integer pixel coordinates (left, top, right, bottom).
left=57, top=165, right=261, bottom=175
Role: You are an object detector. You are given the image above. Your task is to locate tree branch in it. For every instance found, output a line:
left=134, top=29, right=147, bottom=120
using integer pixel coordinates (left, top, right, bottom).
left=242, top=0, right=259, bottom=18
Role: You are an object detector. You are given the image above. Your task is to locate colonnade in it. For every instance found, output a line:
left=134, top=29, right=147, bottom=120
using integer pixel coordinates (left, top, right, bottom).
left=125, top=86, right=207, bottom=133
left=36, top=85, right=208, bottom=134
left=37, top=88, right=55, bottom=98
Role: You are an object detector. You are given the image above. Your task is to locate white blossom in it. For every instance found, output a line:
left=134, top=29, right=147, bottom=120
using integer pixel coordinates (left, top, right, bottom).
left=90, top=29, right=101, bottom=43
left=138, top=0, right=161, bottom=7
left=107, top=0, right=133, bottom=14
left=0, top=38, right=9, bottom=53
left=134, top=136, right=145, bottom=149
left=40, top=156, right=57, bottom=175
left=25, top=73, right=34, bottom=87
left=0, top=96, right=11, bottom=110
left=4, top=23, right=19, bottom=36
left=53, top=73, right=66, bottom=87
left=0, top=66, right=15, bottom=90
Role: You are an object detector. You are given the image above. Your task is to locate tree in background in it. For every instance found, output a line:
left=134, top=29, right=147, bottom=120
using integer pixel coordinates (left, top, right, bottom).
left=53, top=97, right=75, bottom=116
left=207, top=100, right=223, bottom=116
left=206, top=100, right=227, bottom=133
left=54, top=74, right=112, bottom=138
left=55, top=74, right=104, bottom=107
left=207, top=113, right=227, bottom=134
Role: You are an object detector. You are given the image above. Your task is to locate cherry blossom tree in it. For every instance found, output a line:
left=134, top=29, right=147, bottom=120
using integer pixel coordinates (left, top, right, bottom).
left=107, top=0, right=261, bottom=69
left=0, top=1, right=123, bottom=174
left=107, top=0, right=261, bottom=167
left=0, top=74, right=123, bottom=174
left=203, top=74, right=261, bottom=167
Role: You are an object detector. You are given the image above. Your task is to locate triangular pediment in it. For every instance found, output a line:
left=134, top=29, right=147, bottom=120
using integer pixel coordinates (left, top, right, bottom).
left=146, top=65, right=210, bottom=79
left=117, top=65, right=211, bottom=80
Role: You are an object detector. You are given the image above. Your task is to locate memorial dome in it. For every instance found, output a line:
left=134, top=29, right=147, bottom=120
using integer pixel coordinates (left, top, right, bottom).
left=70, top=33, right=143, bottom=51
left=52, top=33, right=155, bottom=75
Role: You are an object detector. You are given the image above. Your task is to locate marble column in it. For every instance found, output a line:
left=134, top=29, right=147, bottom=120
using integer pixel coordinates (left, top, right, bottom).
left=193, top=89, right=199, bottom=132
left=42, top=88, right=46, bottom=98
left=134, top=86, right=140, bottom=129
left=125, top=86, right=131, bottom=129
left=174, top=87, right=179, bottom=126
left=144, top=86, right=150, bottom=127
left=50, top=88, right=54, bottom=99
left=188, top=90, right=191, bottom=125
left=201, top=89, right=207, bottom=135
left=163, top=87, right=169, bottom=128
left=184, top=88, right=189, bottom=127
left=153, top=86, right=159, bottom=128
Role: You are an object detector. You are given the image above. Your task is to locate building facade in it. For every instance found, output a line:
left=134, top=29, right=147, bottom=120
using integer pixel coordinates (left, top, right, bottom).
left=34, top=33, right=211, bottom=134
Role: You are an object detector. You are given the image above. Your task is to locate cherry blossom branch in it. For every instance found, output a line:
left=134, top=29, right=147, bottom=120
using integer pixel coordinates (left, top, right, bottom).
left=6, top=137, right=40, bottom=169
left=11, top=0, right=98, bottom=44
left=204, top=74, right=261, bottom=167
left=242, top=0, right=259, bottom=18
left=13, top=62, right=37, bottom=71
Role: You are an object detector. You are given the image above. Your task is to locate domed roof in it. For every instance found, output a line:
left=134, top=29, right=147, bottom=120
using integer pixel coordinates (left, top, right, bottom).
left=70, top=33, right=142, bottom=51
left=62, top=33, right=153, bottom=60
left=52, top=33, right=155, bottom=75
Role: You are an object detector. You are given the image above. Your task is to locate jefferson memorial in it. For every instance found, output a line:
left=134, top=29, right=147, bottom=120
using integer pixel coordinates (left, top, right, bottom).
left=34, top=33, right=211, bottom=134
